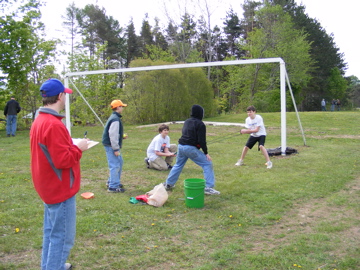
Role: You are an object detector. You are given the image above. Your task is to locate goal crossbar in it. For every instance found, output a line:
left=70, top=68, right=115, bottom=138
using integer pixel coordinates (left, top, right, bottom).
left=64, top=58, right=291, bottom=155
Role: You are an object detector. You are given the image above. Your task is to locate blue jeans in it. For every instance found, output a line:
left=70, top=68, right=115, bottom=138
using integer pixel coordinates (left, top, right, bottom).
left=6, top=114, right=17, bottom=135
left=41, top=196, right=76, bottom=270
left=166, top=144, right=215, bottom=188
left=104, top=146, right=123, bottom=188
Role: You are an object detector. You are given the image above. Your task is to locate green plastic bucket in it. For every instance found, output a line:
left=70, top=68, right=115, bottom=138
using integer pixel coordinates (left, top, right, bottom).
left=184, top=178, right=205, bottom=208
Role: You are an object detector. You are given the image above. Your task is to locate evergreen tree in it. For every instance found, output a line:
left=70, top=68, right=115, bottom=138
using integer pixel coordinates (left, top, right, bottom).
left=139, top=14, right=154, bottom=57
left=104, top=16, right=127, bottom=67
left=169, top=12, right=198, bottom=63
left=298, top=15, right=347, bottom=110
left=153, top=17, right=168, bottom=51
left=76, top=4, right=126, bottom=67
left=165, top=21, right=178, bottom=45
left=62, top=2, right=80, bottom=59
left=270, top=0, right=347, bottom=110
left=222, top=8, right=242, bottom=59
left=76, top=4, right=101, bottom=56
left=126, top=19, right=140, bottom=67
left=241, top=0, right=262, bottom=40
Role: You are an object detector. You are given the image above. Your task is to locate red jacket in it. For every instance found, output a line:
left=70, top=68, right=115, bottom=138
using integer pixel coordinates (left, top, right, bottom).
left=30, top=108, right=82, bottom=204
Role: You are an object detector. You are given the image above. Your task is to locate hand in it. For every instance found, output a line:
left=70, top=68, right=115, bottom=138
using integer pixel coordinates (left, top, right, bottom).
left=114, top=151, right=120, bottom=156
left=76, top=138, right=88, bottom=152
left=206, top=154, right=212, bottom=161
left=240, top=129, right=247, bottom=134
left=163, top=151, right=174, bottom=157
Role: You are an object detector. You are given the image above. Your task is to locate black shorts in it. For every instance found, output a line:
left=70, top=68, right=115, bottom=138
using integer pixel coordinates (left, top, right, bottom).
left=246, top=135, right=266, bottom=150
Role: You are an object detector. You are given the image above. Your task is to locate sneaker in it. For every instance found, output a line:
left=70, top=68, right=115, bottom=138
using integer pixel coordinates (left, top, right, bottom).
left=65, top=263, right=73, bottom=270
left=162, top=182, right=175, bottom=190
left=167, top=163, right=173, bottom=169
left=204, top=187, right=220, bottom=195
left=107, top=187, right=126, bottom=193
left=266, top=161, right=273, bottom=169
left=144, top=157, right=150, bottom=168
left=235, top=159, right=244, bottom=166
left=106, top=182, right=123, bottom=188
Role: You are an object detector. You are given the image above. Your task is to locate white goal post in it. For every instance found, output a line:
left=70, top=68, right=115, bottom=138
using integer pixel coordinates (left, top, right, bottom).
left=64, top=58, right=294, bottom=155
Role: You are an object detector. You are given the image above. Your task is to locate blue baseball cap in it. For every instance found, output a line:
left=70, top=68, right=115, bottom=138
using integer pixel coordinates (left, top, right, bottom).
left=40, top=79, right=73, bottom=97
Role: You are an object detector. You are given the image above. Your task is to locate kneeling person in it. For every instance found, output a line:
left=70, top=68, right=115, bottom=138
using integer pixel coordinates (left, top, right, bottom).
left=145, top=124, right=177, bottom=170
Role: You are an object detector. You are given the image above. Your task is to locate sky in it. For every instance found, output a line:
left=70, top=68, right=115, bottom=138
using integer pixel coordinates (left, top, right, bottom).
left=39, top=0, right=359, bottom=78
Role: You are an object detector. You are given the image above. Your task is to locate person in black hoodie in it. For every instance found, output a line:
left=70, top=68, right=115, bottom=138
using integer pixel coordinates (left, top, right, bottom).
left=163, top=105, right=220, bottom=195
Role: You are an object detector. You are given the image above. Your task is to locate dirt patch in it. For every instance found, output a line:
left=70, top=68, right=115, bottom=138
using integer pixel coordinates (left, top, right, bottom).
left=307, top=135, right=360, bottom=139
left=1, top=249, right=39, bottom=268
left=247, top=178, right=360, bottom=253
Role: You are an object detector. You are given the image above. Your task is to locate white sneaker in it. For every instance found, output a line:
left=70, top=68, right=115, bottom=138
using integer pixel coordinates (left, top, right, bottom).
left=266, top=161, right=273, bottom=169
left=204, top=187, right=220, bottom=195
left=235, top=159, right=244, bottom=166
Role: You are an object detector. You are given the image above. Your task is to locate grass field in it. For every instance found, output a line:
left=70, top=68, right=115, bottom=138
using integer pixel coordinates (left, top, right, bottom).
left=1, top=111, right=359, bottom=270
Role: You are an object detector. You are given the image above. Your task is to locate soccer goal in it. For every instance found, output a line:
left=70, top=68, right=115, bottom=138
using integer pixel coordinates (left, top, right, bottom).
left=64, top=57, right=305, bottom=155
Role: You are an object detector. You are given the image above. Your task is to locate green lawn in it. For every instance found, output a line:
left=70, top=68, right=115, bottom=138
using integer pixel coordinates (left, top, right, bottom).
left=1, top=111, right=359, bottom=269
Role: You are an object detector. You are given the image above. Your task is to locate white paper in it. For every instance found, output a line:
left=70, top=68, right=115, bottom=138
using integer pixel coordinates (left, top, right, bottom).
left=72, top=138, right=99, bottom=149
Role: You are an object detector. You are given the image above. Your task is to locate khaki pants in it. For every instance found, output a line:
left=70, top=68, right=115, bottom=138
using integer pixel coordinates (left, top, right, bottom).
left=149, top=144, right=177, bottom=171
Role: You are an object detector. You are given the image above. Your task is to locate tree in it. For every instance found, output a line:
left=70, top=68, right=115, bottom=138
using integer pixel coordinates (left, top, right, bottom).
left=347, top=76, right=360, bottom=108
left=104, top=16, right=127, bottom=67
left=146, top=45, right=175, bottom=62
left=139, top=14, right=154, bottom=57
left=222, top=8, right=242, bottom=59
left=153, top=17, right=168, bottom=51
left=126, top=18, right=140, bottom=67
left=76, top=4, right=126, bottom=67
left=193, top=0, right=221, bottom=78
left=0, top=0, right=58, bottom=120
left=327, top=67, right=348, bottom=101
left=271, top=0, right=347, bottom=110
left=123, top=59, right=216, bottom=124
left=62, top=2, right=80, bottom=59
left=76, top=4, right=102, bottom=56
left=67, top=43, right=122, bottom=125
left=221, top=4, right=313, bottom=112
left=163, top=12, right=200, bottom=63
left=241, top=0, right=262, bottom=40
left=165, top=21, right=178, bottom=45
left=180, top=67, right=217, bottom=115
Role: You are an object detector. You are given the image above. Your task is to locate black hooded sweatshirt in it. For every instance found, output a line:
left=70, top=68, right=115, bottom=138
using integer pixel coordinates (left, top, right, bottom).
left=178, top=105, right=208, bottom=155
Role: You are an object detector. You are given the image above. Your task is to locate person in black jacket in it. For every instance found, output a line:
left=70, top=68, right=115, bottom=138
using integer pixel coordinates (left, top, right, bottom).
left=102, top=99, right=128, bottom=193
left=163, top=105, right=220, bottom=195
left=4, top=96, right=21, bottom=137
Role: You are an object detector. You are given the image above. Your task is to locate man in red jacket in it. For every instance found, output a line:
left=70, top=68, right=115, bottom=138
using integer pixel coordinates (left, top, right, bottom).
left=30, top=78, right=88, bottom=270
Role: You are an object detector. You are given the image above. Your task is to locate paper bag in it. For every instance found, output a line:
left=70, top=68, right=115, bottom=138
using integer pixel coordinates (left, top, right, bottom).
left=146, top=183, right=168, bottom=207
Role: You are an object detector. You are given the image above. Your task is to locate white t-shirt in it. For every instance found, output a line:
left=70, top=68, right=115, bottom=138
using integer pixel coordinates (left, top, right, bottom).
left=146, top=134, right=170, bottom=161
left=245, top=114, right=267, bottom=137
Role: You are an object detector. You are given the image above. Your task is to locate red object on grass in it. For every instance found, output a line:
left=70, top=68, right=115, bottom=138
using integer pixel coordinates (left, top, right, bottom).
left=135, top=194, right=149, bottom=203
left=81, top=192, right=94, bottom=199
